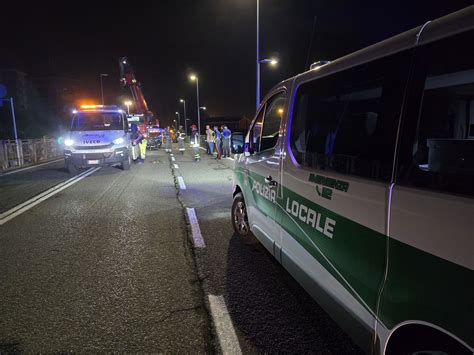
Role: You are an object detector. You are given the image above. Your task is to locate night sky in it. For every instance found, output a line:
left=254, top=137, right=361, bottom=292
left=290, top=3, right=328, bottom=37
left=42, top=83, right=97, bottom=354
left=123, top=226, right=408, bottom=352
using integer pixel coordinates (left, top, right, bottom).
left=1, top=0, right=472, bottom=126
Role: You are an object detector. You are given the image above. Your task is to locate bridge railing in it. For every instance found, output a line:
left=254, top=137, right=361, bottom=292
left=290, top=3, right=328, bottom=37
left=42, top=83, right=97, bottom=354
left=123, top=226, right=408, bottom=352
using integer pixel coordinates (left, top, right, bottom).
left=0, top=138, right=63, bottom=172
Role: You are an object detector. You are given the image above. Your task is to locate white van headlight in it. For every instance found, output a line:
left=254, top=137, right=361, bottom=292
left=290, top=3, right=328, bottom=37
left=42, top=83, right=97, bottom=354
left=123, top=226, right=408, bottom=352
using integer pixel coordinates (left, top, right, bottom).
left=64, top=139, right=74, bottom=147
left=113, top=137, right=125, bottom=145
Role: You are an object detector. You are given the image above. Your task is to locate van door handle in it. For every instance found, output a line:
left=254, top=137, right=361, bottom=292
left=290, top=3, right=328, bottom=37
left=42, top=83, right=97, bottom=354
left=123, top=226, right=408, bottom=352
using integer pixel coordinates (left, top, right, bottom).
left=265, top=175, right=277, bottom=187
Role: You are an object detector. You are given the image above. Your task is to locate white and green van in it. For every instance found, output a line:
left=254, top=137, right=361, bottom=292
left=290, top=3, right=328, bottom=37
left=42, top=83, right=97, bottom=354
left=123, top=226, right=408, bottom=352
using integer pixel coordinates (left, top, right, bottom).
left=232, top=6, right=473, bottom=355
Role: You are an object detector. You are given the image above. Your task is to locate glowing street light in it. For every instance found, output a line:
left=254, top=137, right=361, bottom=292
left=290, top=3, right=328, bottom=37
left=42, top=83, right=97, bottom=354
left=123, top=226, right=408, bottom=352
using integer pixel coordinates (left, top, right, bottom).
left=199, top=106, right=206, bottom=110
left=124, top=100, right=132, bottom=115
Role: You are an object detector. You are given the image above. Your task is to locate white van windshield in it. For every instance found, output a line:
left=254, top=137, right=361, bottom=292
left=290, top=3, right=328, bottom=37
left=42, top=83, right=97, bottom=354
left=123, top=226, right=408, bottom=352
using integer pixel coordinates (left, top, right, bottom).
left=71, top=112, right=124, bottom=131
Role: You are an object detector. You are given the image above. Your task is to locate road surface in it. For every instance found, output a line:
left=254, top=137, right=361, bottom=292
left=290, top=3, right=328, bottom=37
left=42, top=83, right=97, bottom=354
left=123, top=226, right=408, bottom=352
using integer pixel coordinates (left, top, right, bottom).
left=0, top=146, right=361, bottom=353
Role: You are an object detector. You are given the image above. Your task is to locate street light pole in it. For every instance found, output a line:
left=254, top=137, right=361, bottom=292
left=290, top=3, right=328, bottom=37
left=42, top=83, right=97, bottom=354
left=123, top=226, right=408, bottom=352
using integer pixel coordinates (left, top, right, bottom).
left=2, top=97, right=22, bottom=166
left=175, top=112, right=180, bottom=128
left=190, top=75, right=201, bottom=137
left=100, top=73, right=108, bottom=105
left=256, top=0, right=260, bottom=108
left=180, top=99, right=187, bottom=134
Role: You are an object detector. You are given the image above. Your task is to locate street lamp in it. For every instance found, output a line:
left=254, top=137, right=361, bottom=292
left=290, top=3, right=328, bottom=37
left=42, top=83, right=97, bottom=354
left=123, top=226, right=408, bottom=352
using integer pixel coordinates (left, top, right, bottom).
left=175, top=111, right=180, bottom=127
left=189, top=74, right=201, bottom=138
left=124, top=100, right=132, bottom=115
left=199, top=106, right=206, bottom=110
left=256, top=56, right=279, bottom=108
left=179, top=99, right=187, bottom=135
left=100, top=73, right=108, bottom=105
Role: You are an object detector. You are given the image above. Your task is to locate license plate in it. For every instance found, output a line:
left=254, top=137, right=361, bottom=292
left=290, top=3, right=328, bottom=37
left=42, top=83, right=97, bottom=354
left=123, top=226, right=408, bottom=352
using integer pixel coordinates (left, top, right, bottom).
left=88, top=160, right=100, bottom=165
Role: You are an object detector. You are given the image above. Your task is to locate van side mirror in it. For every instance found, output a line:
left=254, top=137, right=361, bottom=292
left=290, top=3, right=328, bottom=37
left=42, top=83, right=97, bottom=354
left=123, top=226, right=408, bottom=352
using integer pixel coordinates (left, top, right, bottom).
left=232, top=144, right=243, bottom=154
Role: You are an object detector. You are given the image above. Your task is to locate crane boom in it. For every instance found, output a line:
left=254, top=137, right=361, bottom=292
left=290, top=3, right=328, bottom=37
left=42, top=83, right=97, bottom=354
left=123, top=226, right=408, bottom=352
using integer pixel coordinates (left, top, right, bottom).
left=119, top=57, right=158, bottom=127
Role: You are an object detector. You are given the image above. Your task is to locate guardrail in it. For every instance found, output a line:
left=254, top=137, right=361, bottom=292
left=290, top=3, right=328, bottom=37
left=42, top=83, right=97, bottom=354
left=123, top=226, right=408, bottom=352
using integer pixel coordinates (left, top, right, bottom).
left=0, top=138, right=63, bottom=172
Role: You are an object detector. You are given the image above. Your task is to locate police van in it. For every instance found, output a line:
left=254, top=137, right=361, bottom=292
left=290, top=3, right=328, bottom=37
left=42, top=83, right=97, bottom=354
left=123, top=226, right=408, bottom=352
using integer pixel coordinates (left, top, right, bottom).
left=232, top=7, right=473, bottom=355
left=63, top=105, right=133, bottom=173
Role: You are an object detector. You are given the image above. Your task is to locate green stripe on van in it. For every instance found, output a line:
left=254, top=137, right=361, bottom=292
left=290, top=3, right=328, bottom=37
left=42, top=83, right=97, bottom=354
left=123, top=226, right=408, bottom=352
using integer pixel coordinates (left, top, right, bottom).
left=235, top=167, right=473, bottom=347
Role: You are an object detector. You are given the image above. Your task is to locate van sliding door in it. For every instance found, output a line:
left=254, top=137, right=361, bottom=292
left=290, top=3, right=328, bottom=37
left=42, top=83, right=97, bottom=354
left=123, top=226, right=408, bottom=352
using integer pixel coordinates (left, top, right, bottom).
left=280, top=48, right=413, bottom=351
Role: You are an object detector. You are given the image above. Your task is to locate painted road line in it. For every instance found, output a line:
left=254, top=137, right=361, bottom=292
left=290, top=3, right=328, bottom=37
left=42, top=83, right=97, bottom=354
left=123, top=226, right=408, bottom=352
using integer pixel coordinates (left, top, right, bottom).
left=171, top=156, right=176, bottom=162
left=185, top=207, right=205, bottom=248
left=173, top=164, right=179, bottom=169
left=177, top=176, right=186, bottom=190
left=208, top=294, right=242, bottom=354
left=0, top=166, right=96, bottom=220
left=0, top=158, right=63, bottom=177
left=0, top=167, right=100, bottom=226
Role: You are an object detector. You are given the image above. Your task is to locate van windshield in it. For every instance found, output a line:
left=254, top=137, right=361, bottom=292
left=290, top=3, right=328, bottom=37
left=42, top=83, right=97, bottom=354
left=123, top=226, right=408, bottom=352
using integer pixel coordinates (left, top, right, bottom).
left=71, top=112, right=124, bottom=131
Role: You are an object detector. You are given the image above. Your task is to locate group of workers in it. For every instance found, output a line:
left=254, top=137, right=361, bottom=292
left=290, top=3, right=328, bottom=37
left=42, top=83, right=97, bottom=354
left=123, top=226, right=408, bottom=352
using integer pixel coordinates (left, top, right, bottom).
left=204, top=125, right=232, bottom=160
left=129, top=122, right=232, bottom=163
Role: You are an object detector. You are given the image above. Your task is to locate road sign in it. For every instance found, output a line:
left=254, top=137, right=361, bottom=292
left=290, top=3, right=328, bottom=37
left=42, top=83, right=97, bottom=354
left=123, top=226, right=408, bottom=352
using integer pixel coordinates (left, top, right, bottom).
left=0, top=84, right=6, bottom=98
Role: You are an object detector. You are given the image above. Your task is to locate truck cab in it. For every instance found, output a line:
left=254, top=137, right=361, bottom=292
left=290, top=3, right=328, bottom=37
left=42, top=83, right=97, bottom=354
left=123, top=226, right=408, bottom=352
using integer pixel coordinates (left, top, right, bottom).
left=63, top=105, right=132, bottom=173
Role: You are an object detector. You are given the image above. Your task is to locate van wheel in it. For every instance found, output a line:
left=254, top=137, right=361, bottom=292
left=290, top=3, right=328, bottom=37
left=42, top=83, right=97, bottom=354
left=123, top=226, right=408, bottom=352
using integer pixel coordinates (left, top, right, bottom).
left=122, top=155, right=131, bottom=170
left=67, top=163, right=78, bottom=174
left=232, top=192, right=250, bottom=236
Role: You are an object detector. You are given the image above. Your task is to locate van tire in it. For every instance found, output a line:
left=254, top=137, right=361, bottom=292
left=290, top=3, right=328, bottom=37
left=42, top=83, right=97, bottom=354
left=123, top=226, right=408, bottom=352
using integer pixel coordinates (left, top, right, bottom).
left=122, top=155, right=131, bottom=170
left=232, top=192, right=250, bottom=236
left=67, top=163, right=78, bottom=175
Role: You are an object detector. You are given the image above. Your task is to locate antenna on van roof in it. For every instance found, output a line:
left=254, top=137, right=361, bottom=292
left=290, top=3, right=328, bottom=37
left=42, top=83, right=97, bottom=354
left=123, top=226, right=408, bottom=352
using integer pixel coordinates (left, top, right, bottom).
left=304, top=16, right=318, bottom=70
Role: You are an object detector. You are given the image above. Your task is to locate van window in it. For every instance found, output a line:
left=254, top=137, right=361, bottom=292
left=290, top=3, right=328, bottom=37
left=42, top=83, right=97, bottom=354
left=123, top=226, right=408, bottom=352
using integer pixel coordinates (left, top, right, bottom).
left=290, top=50, right=412, bottom=181
left=249, top=107, right=265, bottom=153
left=249, top=91, right=285, bottom=154
left=260, top=92, right=285, bottom=151
left=397, top=30, right=474, bottom=196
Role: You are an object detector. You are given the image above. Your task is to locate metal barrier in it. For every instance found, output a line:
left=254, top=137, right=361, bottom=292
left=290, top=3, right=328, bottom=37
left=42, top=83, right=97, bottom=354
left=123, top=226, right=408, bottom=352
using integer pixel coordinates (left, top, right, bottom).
left=0, top=138, right=62, bottom=171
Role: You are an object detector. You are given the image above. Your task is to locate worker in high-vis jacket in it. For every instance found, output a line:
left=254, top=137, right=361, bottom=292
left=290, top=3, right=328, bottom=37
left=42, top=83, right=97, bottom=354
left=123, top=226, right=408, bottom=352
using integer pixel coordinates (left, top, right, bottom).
left=177, top=125, right=186, bottom=154
left=190, top=124, right=200, bottom=162
left=131, top=123, right=147, bottom=163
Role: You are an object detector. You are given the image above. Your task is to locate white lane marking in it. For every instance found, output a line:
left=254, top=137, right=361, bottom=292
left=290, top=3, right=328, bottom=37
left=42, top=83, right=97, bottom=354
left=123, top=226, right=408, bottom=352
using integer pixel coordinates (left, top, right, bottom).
left=208, top=294, right=242, bottom=354
left=170, top=153, right=174, bottom=156
left=0, top=167, right=100, bottom=226
left=185, top=207, right=205, bottom=248
left=177, top=176, right=186, bottom=190
left=171, top=156, right=176, bottom=162
left=173, top=164, right=179, bottom=169
left=0, top=158, right=63, bottom=177
left=0, top=167, right=96, bottom=220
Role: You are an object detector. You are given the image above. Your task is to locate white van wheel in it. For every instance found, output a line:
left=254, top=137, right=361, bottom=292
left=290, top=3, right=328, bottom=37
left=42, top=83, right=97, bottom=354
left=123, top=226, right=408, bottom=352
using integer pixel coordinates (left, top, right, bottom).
left=232, top=193, right=250, bottom=236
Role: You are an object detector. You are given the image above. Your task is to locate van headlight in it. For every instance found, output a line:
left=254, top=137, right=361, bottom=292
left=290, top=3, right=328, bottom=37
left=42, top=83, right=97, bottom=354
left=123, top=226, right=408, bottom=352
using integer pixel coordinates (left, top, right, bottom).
left=64, top=139, right=74, bottom=147
left=113, top=137, right=125, bottom=145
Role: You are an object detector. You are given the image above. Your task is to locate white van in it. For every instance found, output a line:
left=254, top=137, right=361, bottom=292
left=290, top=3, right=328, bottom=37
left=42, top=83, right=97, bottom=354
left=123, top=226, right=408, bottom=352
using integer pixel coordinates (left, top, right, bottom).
left=63, top=105, right=134, bottom=173
left=232, top=7, right=473, bottom=355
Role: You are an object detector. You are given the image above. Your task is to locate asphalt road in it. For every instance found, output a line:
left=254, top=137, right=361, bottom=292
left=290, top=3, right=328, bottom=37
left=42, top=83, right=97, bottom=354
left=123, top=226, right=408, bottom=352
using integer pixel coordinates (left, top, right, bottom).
left=169, top=146, right=362, bottom=354
left=0, top=152, right=211, bottom=352
left=0, top=145, right=362, bottom=353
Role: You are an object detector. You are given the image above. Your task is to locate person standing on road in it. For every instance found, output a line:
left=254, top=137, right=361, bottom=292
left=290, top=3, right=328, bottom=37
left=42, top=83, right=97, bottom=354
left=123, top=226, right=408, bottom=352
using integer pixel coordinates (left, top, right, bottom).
left=214, top=126, right=222, bottom=160
left=206, top=125, right=215, bottom=156
left=190, top=124, right=200, bottom=162
left=177, top=125, right=186, bottom=154
left=222, top=126, right=232, bottom=158
left=164, top=126, right=172, bottom=153
left=130, top=123, right=146, bottom=163
left=205, top=125, right=210, bottom=154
